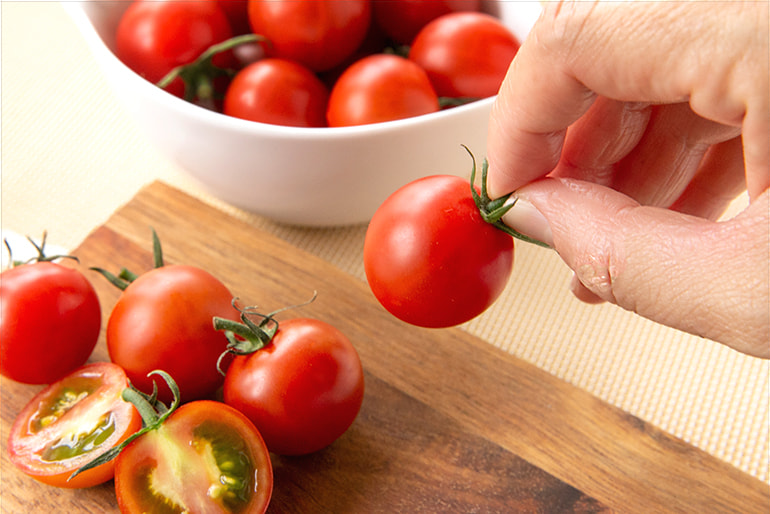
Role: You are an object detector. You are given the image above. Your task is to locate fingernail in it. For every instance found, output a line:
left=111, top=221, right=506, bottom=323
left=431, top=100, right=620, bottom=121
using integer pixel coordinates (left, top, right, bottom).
left=501, top=195, right=554, bottom=248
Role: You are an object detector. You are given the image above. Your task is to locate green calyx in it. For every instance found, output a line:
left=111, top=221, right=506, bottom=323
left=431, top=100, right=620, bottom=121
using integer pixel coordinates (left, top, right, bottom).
left=91, top=227, right=164, bottom=291
left=3, top=231, right=78, bottom=268
left=69, top=370, right=182, bottom=482
left=464, top=145, right=549, bottom=248
left=156, top=34, right=266, bottom=107
left=213, top=292, right=318, bottom=375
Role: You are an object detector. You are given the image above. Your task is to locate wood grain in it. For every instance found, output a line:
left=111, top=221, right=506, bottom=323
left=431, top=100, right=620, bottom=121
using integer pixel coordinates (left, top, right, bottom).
left=2, top=182, right=768, bottom=513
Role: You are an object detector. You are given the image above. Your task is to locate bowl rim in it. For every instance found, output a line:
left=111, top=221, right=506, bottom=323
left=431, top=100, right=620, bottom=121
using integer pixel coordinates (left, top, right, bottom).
left=62, top=0, right=500, bottom=140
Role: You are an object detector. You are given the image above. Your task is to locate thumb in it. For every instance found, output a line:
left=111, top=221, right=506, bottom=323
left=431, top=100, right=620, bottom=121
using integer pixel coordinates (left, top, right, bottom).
left=502, top=178, right=769, bottom=358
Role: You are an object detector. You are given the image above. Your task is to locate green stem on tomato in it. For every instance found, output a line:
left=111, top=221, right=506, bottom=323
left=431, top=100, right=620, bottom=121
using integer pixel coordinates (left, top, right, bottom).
left=463, top=145, right=550, bottom=248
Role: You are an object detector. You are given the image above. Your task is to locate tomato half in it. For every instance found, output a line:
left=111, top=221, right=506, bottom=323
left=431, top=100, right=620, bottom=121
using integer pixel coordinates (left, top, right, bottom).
left=116, top=0, right=233, bottom=98
left=7, top=362, right=142, bottom=488
left=0, top=261, right=101, bottom=384
left=223, top=318, right=365, bottom=456
left=327, top=53, right=439, bottom=127
left=364, top=175, right=514, bottom=328
left=409, top=12, right=519, bottom=98
left=224, top=58, right=330, bottom=127
left=372, top=0, right=481, bottom=45
left=106, top=265, right=239, bottom=404
left=115, top=400, right=273, bottom=514
left=248, top=0, right=371, bottom=72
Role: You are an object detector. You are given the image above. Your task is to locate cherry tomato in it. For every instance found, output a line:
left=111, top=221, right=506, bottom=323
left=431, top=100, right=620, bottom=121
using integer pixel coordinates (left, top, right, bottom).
left=115, top=400, right=273, bottom=513
left=327, top=54, right=439, bottom=127
left=372, top=0, right=480, bottom=45
left=216, top=0, right=251, bottom=35
left=364, top=174, right=514, bottom=328
left=224, top=58, right=330, bottom=127
left=223, top=318, right=365, bottom=456
left=247, top=0, right=372, bottom=72
left=409, top=12, right=520, bottom=98
left=106, top=265, right=239, bottom=404
left=0, top=261, right=101, bottom=384
left=116, top=0, right=233, bottom=98
left=7, top=363, right=142, bottom=488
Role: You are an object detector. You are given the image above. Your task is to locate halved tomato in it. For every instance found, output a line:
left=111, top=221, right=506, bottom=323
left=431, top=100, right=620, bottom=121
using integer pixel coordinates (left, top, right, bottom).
left=114, top=400, right=273, bottom=513
left=7, top=362, right=142, bottom=488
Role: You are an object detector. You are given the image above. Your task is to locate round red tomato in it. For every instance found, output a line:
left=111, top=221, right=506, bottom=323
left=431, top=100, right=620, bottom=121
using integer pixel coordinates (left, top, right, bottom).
left=364, top=174, right=514, bottom=328
left=373, top=0, right=481, bottom=45
left=7, top=362, right=142, bottom=488
left=106, top=265, right=239, bottom=404
left=409, top=12, right=519, bottom=98
left=247, top=0, right=371, bottom=72
left=224, top=58, right=330, bottom=127
left=115, top=400, right=273, bottom=513
left=116, top=0, right=233, bottom=98
left=223, top=318, right=364, bottom=456
left=327, top=54, right=439, bottom=127
left=0, top=261, right=101, bottom=384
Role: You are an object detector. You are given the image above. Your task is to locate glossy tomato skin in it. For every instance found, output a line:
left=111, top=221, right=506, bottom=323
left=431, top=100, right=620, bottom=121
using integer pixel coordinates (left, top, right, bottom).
left=364, top=175, right=514, bottom=328
left=409, top=12, right=519, bottom=98
left=115, top=400, right=273, bottom=514
left=7, top=362, right=142, bottom=488
left=248, top=0, right=371, bottom=72
left=0, top=262, right=101, bottom=384
left=327, top=54, right=439, bottom=127
left=224, top=318, right=364, bottom=456
left=106, top=265, right=239, bottom=404
left=116, top=0, right=233, bottom=97
left=224, top=58, right=330, bottom=127
left=372, top=0, right=480, bottom=44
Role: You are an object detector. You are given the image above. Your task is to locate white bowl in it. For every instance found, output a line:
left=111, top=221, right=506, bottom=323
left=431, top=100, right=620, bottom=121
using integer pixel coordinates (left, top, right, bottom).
left=63, top=1, right=541, bottom=226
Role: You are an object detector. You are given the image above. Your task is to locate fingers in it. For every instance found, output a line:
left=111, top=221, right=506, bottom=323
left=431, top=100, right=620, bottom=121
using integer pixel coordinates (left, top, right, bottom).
left=502, top=178, right=770, bottom=358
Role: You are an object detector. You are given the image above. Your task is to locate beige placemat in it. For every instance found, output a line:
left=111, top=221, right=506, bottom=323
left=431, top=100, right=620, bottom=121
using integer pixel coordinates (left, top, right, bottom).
left=2, top=2, right=768, bottom=484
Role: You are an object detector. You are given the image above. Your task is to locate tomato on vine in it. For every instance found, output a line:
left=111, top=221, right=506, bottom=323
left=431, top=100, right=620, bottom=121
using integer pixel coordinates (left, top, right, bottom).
left=0, top=233, right=101, bottom=384
left=364, top=148, right=545, bottom=328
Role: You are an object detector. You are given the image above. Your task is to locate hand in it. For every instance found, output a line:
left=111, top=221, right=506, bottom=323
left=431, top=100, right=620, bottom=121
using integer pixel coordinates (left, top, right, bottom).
left=486, top=1, right=769, bottom=358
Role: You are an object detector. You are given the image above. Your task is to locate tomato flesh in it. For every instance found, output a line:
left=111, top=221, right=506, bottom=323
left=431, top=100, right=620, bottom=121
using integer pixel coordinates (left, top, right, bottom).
left=115, top=401, right=272, bottom=514
left=7, top=363, right=142, bottom=488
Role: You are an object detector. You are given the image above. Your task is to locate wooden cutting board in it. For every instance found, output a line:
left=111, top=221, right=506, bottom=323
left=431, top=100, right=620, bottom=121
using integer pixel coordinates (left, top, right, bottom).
left=1, top=182, right=767, bottom=513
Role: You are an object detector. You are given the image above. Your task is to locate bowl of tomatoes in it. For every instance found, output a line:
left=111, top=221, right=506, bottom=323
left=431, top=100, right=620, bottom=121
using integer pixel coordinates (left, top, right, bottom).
left=63, top=1, right=541, bottom=226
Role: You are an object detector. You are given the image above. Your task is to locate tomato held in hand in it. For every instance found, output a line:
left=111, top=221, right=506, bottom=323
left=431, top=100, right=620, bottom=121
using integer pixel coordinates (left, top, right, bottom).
left=409, top=12, right=519, bottom=98
left=224, top=58, right=330, bottom=127
left=372, top=0, right=481, bottom=45
left=327, top=54, right=439, bottom=127
left=7, top=363, right=141, bottom=488
left=218, top=313, right=365, bottom=456
left=0, top=258, right=101, bottom=384
left=106, top=265, right=239, bottom=404
left=116, top=0, right=233, bottom=97
left=248, top=0, right=371, bottom=72
left=115, top=400, right=273, bottom=514
left=364, top=154, right=516, bottom=328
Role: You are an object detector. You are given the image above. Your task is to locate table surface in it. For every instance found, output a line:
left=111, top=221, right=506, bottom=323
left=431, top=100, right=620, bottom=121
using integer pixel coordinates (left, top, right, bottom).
left=2, top=0, right=768, bottom=499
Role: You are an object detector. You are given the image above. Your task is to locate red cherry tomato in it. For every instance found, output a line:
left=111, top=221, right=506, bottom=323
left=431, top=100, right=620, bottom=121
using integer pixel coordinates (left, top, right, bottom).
left=247, top=0, right=372, bottom=72
left=223, top=318, right=365, bottom=456
left=327, top=54, right=439, bottom=127
left=372, top=0, right=480, bottom=45
left=409, top=12, right=519, bottom=98
left=116, top=0, right=233, bottom=97
left=106, top=265, right=239, bottom=404
left=7, top=363, right=142, bottom=488
left=216, top=0, right=251, bottom=35
left=364, top=174, right=514, bottom=328
left=224, top=58, right=330, bottom=127
left=115, top=400, right=273, bottom=513
left=0, top=261, right=101, bottom=384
